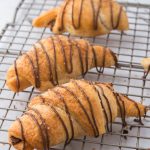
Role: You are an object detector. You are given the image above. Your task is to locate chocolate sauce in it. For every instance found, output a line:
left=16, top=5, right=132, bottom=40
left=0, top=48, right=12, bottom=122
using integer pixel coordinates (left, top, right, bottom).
left=72, top=80, right=99, bottom=137
left=74, top=42, right=85, bottom=77
left=17, top=118, right=25, bottom=150
left=39, top=39, right=57, bottom=86
left=115, top=94, right=127, bottom=127
left=92, top=46, right=106, bottom=73
left=84, top=42, right=89, bottom=76
left=29, top=108, right=49, bottom=149
left=49, top=105, right=69, bottom=146
left=50, top=37, right=59, bottom=85
left=58, top=85, right=97, bottom=136
left=25, top=112, right=47, bottom=150
left=123, top=95, right=143, bottom=125
left=91, top=83, right=110, bottom=132
left=60, top=0, right=70, bottom=31
left=96, top=84, right=113, bottom=132
left=52, top=89, right=74, bottom=143
left=110, top=1, right=123, bottom=29
left=34, top=45, right=41, bottom=87
left=25, top=53, right=40, bottom=88
left=56, top=36, right=73, bottom=73
left=72, top=0, right=84, bottom=29
left=115, top=6, right=123, bottom=29
left=14, top=60, right=20, bottom=92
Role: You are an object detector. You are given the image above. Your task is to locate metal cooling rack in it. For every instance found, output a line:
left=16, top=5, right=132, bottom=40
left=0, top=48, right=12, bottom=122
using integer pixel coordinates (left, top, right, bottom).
left=0, top=0, right=150, bottom=150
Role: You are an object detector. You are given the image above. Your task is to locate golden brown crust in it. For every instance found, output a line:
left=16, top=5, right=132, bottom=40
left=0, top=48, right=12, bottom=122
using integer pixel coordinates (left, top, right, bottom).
left=8, top=80, right=147, bottom=150
left=32, top=0, right=129, bottom=37
left=6, top=35, right=117, bottom=92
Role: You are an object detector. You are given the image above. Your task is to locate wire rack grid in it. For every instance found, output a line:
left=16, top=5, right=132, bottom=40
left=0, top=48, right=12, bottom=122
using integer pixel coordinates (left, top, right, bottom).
left=0, top=0, right=150, bottom=150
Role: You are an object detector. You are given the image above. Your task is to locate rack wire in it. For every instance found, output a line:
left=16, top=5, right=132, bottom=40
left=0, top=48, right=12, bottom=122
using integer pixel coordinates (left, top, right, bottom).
left=0, top=0, right=150, bottom=150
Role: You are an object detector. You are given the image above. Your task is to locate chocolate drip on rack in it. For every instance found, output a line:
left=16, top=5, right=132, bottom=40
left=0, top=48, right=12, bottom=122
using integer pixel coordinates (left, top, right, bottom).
left=14, top=60, right=20, bottom=92
left=16, top=118, right=25, bottom=150
left=29, top=108, right=49, bottom=150
left=25, top=53, right=40, bottom=88
left=59, top=85, right=97, bottom=136
left=96, top=84, right=113, bottom=132
left=90, top=83, right=110, bottom=132
left=71, top=80, right=99, bottom=137
left=25, top=112, right=47, bottom=150
left=52, top=89, right=74, bottom=143
left=56, top=36, right=73, bottom=73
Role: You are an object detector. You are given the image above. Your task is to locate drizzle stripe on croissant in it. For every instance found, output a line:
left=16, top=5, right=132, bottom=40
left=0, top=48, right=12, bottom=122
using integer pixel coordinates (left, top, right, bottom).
left=16, top=118, right=25, bottom=150
left=52, top=89, right=74, bottom=143
left=28, top=108, right=49, bottom=150
left=25, top=53, right=40, bottom=88
left=14, top=60, right=20, bottom=92
left=59, top=0, right=123, bottom=31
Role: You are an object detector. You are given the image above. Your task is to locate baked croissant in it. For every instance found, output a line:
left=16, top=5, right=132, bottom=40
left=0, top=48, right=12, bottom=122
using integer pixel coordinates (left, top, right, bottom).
left=6, top=35, right=117, bottom=92
left=141, top=58, right=150, bottom=79
left=9, top=80, right=147, bottom=150
left=32, top=0, right=129, bottom=37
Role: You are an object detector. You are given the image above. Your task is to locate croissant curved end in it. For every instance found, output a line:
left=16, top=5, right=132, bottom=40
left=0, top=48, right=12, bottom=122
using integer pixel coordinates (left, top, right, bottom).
left=6, top=65, right=31, bottom=92
left=32, top=7, right=59, bottom=28
left=8, top=121, right=33, bottom=150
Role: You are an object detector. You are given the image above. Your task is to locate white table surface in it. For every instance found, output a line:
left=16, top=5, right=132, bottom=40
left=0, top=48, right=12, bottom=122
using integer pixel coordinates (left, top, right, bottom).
left=0, top=0, right=150, bottom=32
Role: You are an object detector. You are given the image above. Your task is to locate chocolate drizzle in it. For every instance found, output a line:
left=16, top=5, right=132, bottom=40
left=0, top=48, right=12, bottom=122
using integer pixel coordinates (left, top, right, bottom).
left=50, top=37, right=59, bottom=85
left=56, top=36, right=73, bottom=73
left=50, top=105, right=69, bottom=146
left=59, top=0, right=122, bottom=31
left=29, top=108, right=50, bottom=149
left=91, top=83, right=110, bottom=132
left=72, top=0, right=84, bottom=29
left=92, top=46, right=106, bottom=73
left=16, top=118, right=25, bottom=150
left=25, top=112, right=47, bottom=150
left=58, top=85, right=97, bottom=136
left=14, top=60, right=20, bottom=92
left=25, top=53, right=40, bottom=88
left=115, top=94, right=127, bottom=127
left=52, top=89, right=74, bottom=143
left=110, top=2, right=123, bottom=29
left=96, top=84, right=113, bottom=132
left=123, top=95, right=143, bottom=125
left=72, top=80, right=99, bottom=137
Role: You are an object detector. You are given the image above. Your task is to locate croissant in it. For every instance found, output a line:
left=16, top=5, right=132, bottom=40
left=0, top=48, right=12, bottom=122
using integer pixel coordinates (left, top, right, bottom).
left=9, top=80, right=147, bottom=150
left=141, top=58, right=150, bottom=79
left=6, top=35, right=117, bottom=92
left=32, top=0, right=129, bottom=37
